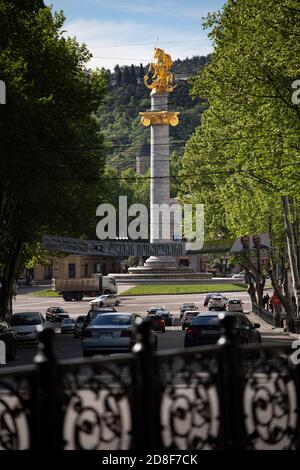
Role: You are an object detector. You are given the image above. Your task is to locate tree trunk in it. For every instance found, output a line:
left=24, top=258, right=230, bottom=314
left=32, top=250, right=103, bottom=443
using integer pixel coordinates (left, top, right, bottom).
left=0, top=240, right=23, bottom=319
left=247, top=282, right=257, bottom=311
left=282, top=196, right=300, bottom=318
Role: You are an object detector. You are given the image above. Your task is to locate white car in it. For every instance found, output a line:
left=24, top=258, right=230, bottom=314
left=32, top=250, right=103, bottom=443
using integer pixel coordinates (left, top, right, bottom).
left=207, top=295, right=228, bottom=311
left=226, top=299, right=244, bottom=312
left=90, top=294, right=120, bottom=308
left=232, top=272, right=245, bottom=280
left=10, top=311, right=48, bottom=344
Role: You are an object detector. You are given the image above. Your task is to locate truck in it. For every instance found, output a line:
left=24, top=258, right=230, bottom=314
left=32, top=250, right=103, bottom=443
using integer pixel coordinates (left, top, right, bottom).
left=52, top=274, right=117, bottom=301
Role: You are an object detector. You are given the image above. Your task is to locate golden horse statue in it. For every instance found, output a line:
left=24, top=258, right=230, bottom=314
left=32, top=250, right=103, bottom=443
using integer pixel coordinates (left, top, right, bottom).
left=144, top=48, right=176, bottom=92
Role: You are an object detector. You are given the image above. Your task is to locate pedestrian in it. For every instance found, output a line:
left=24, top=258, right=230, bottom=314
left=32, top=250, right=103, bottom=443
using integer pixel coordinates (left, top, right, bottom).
left=264, top=293, right=270, bottom=311
left=270, top=293, right=282, bottom=327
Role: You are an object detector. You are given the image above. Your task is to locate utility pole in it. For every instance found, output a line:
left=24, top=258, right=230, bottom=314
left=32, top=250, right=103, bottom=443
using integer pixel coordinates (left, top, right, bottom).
left=282, top=196, right=300, bottom=318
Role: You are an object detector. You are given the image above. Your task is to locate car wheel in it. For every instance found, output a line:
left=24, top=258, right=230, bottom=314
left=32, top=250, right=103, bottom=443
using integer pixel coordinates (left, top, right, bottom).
left=208, top=307, right=212, bottom=311
left=63, top=293, right=73, bottom=301
left=182, top=325, right=185, bottom=330
left=99, top=302, right=103, bottom=307
left=83, top=351, right=92, bottom=357
left=7, top=341, right=16, bottom=361
left=115, top=301, right=120, bottom=306
left=74, top=293, right=83, bottom=301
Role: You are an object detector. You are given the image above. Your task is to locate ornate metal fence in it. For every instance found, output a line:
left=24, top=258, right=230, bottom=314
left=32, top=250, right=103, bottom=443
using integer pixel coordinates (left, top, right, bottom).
left=0, top=318, right=299, bottom=450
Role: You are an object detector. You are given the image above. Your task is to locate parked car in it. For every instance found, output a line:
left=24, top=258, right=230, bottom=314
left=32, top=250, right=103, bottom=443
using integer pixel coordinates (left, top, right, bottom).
left=10, top=311, right=47, bottom=344
left=81, top=313, right=157, bottom=356
left=74, top=315, right=87, bottom=338
left=147, top=314, right=166, bottom=332
left=208, top=295, right=228, bottom=311
left=90, top=294, right=120, bottom=308
left=226, top=298, right=244, bottom=312
left=158, top=310, right=173, bottom=326
left=84, top=307, right=117, bottom=330
left=204, top=293, right=221, bottom=307
left=179, top=303, right=198, bottom=320
left=46, top=307, right=69, bottom=322
left=232, top=271, right=245, bottom=281
left=181, top=310, right=199, bottom=330
left=147, top=306, right=164, bottom=314
left=0, top=320, right=17, bottom=360
left=60, top=318, right=76, bottom=334
left=184, top=312, right=261, bottom=347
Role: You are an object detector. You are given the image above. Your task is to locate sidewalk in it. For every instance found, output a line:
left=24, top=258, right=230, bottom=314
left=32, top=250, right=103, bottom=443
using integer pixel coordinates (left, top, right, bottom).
left=249, top=310, right=299, bottom=339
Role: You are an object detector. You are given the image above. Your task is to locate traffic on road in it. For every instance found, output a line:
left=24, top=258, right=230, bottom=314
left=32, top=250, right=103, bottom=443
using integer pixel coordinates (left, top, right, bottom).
left=1, top=289, right=294, bottom=368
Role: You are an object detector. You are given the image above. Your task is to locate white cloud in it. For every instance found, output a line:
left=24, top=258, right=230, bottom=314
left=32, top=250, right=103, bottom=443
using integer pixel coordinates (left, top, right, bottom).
left=64, top=17, right=212, bottom=70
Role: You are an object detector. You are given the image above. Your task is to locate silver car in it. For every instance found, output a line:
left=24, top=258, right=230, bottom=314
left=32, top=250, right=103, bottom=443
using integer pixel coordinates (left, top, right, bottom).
left=82, top=312, right=157, bottom=357
left=60, top=317, right=76, bottom=334
left=208, top=295, right=228, bottom=311
left=10, top=311, right=47, bottom=344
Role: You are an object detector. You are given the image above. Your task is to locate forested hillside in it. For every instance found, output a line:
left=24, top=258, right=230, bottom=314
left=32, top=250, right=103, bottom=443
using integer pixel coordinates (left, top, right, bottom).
left=95, top=55, right=211, bottom=170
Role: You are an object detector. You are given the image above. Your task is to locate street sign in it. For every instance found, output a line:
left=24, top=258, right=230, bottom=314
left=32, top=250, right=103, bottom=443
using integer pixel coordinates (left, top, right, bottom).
left=43, top=235, right=186, bottom=257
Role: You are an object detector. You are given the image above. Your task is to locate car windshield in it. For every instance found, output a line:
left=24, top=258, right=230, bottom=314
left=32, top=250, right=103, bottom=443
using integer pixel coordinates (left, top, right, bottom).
left=62, top=318, right=75, bottom=324
left=10, top=314, right=41, bottom=326
left=192, top=316, right=220, bottom=326
left=183, top=304, right=195, bottom=308
left=91, top=314, right=132, bottom=326
left=229, top=300, right=241, bottom=304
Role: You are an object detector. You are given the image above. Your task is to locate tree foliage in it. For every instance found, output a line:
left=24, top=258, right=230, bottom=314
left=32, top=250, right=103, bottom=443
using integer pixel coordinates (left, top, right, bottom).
left=0, top=0, right=107, bottom=317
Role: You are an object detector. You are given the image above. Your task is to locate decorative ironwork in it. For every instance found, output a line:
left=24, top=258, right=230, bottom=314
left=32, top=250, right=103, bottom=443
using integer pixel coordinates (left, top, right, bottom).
left=61, top=359, right=133, bottom=450
left=157, top=350, right=221, bottom=449
left=0, top=373, right=33, bottom=450
left=242, top=349, right=298, bottom=449
left=0, top=328, right=299, bottom=451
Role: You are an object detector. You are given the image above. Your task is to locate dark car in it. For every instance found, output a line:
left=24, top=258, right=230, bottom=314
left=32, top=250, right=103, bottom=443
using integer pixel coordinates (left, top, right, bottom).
left=184, top=312, right=261, bottom=348
left=46, top=307, right=69, bottom=322
left=0, top=320, right=17, bottom=361
left=179, top=303, right=198, bottom=320
left=158, top=310, right=173, bottom=326
left=147, top=314, right=166, bottom=333
left=204, top=293, right=221, bottom=307
left=74, top=315, right=87, bottom=338
left=83, top=307, right=117, bottom=331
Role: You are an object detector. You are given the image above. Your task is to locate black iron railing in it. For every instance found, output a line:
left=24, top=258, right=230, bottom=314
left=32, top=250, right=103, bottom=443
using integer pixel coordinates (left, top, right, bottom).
left=0, top=317, right=299, bottom=450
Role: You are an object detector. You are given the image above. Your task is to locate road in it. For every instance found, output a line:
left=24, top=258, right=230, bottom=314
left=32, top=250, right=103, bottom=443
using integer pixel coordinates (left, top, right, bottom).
left=2, top=289, right=295, bottom=368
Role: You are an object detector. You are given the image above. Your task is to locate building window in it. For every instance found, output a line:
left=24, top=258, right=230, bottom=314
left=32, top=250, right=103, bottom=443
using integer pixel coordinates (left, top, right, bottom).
left=44, top=265, right=52, bottom=280
left=179, top=258, right=189, bottom=267
left=94, top=263, right=101, bottom=273
left=84, top=263, right=89, bottom=277
left=68, top=263, right=76, bottom=278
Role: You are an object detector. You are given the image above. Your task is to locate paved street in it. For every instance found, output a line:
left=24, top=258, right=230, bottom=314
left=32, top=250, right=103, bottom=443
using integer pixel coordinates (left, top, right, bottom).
left=0, top=289, right=294, bottom=368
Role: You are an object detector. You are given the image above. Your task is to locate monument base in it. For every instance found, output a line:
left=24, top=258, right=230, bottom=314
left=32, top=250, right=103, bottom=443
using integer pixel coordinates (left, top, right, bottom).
left=128, top=255, right=193, bottom=274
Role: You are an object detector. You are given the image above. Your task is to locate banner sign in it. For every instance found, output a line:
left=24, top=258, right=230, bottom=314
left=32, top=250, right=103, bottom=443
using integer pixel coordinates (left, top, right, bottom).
left=43, top=235, right=186, bottom=257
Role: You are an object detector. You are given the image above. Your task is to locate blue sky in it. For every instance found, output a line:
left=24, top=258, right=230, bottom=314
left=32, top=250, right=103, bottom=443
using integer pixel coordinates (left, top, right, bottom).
left=46, top=0, right=225, bottom=70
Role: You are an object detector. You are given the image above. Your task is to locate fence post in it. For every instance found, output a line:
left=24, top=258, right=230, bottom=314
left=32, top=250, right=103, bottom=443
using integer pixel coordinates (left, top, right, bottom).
left=132, top=318, right=157, bottom=450
left=217, top=313, right=245, bottom=449
left=32, top=325, right=63, bottom=450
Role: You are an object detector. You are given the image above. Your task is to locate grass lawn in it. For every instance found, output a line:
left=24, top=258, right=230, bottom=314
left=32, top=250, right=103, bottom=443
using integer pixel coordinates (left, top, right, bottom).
left=121, top=283, right=247, bottom=296
left=30, top=289, right=60, bottom=297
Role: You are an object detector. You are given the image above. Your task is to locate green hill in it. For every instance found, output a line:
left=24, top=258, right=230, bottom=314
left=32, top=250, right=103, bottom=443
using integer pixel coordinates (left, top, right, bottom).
left=95, top=55, right=211, bottom=171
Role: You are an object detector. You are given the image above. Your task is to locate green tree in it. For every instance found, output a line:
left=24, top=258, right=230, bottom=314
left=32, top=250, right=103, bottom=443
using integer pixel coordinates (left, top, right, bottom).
left=180, top=0, right=300, bottom=316
left=0, top=0, right=107, bottom=317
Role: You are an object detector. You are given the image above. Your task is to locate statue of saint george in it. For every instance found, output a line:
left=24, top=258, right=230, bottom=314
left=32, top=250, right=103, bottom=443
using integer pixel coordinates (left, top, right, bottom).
left=144, top=48, right=176, bottom=92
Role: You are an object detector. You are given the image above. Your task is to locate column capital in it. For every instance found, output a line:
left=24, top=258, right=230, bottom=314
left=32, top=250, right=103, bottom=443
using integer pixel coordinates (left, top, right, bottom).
left=139, top=111, right=179, bottom=127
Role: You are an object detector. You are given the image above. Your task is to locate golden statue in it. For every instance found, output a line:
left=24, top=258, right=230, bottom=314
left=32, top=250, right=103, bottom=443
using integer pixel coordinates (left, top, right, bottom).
left=144, top=48, right=176, bottom=92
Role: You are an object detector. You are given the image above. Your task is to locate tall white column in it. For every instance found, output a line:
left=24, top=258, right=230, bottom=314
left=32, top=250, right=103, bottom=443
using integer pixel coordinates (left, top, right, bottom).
left=144, top=89, right=177, bottom=270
